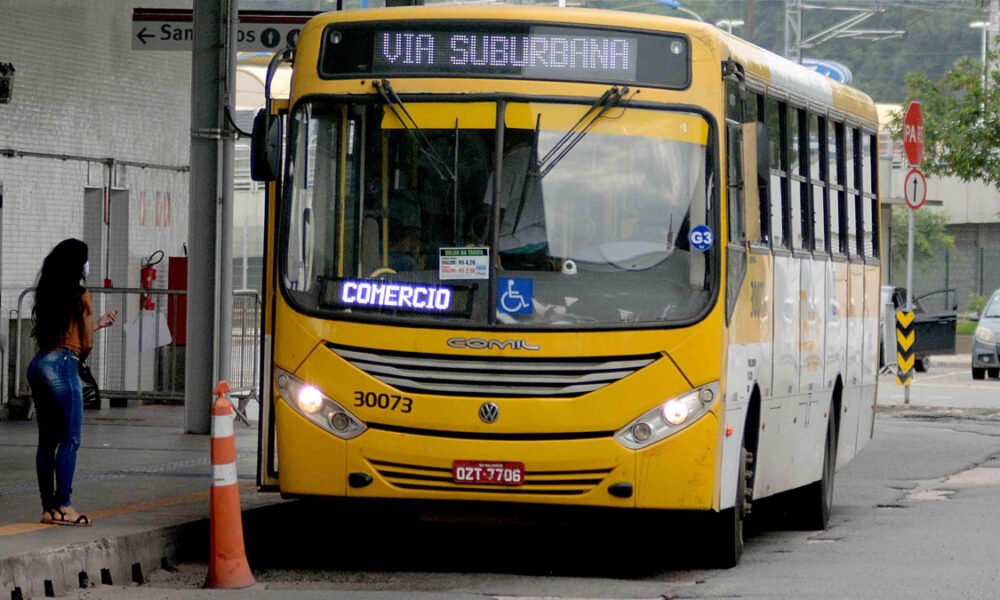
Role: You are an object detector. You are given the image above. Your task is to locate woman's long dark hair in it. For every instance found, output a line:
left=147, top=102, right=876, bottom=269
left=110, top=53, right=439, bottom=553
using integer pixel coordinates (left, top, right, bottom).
left=31, top=238, right=88, bottom=351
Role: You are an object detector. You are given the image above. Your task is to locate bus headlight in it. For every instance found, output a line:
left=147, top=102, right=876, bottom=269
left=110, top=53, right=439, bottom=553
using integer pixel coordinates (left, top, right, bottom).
left=275, top=368, right=366, bottom=440
left=615, top=382, right=719, bottom=450
left=976, top=326, right=996, bottom=344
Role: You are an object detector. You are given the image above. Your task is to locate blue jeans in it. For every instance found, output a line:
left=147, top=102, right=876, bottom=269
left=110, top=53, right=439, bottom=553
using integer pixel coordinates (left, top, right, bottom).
left=27, top=348, right=83, bottom=511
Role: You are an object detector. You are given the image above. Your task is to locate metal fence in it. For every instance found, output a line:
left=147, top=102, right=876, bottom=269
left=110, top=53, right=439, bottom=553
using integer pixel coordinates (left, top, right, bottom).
left=6, top=286, right=261, bottom=422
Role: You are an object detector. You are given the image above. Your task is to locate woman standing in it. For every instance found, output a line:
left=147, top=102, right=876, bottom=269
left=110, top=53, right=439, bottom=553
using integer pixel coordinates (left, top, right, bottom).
left=28, top=239, right=118, bottom=526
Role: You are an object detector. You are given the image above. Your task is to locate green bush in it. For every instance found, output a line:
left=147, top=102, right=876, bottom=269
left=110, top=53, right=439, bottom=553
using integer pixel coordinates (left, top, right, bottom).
left=957, top=321, right=976, bottom=336
left=967, top=293, right=987, bottom=317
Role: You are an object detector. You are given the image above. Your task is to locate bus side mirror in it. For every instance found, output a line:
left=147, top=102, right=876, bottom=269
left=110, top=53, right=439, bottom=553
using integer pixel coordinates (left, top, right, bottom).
left=250, top=109, right=282, bottom=182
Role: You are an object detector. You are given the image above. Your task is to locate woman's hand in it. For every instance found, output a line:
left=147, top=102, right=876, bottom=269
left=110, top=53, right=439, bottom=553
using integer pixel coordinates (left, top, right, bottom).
left=97, top=310, right=119, bottom=329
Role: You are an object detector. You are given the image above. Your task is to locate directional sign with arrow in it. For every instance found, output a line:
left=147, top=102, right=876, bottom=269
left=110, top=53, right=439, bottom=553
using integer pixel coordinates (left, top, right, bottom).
left=132, top=9, right=311, bottom=52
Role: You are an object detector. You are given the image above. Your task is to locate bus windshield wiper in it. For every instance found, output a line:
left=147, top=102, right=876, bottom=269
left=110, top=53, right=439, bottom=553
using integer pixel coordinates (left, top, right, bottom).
left=536, top=85, right=630, bottom=178
left=373, top=79, right=456, bottom=182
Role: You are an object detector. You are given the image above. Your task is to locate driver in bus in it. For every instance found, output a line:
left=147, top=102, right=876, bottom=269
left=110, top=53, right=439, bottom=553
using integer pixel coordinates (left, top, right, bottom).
left=483, top=139, right=550, bottom=268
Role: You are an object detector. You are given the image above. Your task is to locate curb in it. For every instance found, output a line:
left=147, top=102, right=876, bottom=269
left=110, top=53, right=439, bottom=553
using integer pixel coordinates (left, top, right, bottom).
left=0, top=521, right=203, bottom=599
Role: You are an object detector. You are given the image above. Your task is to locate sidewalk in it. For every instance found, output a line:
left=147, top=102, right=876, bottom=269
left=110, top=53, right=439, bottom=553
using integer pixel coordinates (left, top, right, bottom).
left=0, top=403, right=283, bottom=599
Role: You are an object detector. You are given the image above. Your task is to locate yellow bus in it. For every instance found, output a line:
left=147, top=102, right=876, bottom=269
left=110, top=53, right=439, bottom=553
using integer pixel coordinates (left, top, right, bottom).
left=250, top=4, right=880, bottom=567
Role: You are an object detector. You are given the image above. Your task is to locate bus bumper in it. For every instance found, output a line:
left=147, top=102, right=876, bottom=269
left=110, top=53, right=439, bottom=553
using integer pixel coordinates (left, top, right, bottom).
left=276, top=399, right=719, bottom=510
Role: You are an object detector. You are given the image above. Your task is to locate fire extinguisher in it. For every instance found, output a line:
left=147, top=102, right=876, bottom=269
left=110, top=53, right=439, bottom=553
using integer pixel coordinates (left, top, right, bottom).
left=140, top=250, right=164, bottom=310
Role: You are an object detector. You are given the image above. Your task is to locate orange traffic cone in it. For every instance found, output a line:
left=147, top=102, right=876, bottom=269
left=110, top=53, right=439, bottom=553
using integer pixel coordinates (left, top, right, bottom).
left=204, top=381, right=255, bottom=589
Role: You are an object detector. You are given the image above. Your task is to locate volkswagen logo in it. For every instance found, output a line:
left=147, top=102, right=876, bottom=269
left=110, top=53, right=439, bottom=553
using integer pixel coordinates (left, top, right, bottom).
left=478, top=402, right=500, bottom=424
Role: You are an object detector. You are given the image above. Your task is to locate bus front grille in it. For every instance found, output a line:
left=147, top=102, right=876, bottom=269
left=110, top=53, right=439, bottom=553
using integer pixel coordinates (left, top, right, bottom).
left=327, top=344, right=658, bottom=398
left=368, top=459, right=613, bottom=496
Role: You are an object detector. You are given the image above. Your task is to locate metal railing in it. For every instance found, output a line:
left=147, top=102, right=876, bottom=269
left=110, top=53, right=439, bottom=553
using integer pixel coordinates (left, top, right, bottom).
left=8, top=286, right=261, bottom=422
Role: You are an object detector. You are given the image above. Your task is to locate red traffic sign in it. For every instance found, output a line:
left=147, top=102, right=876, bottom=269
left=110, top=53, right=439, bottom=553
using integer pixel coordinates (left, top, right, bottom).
left=903, top=101, right=924, bottom=167
left=904, top=168, right=927, bottom=210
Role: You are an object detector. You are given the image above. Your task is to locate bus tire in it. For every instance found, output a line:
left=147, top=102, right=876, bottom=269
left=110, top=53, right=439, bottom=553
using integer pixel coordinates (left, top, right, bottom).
left=796, top=412, right=837, bottom=530
left=989, top=368, right=999, bottom=379
left=709, top=445, right=751, bottom=568
left=973, top=367, right=986, bottom=380
left=914, top=356, right=930, bottom=373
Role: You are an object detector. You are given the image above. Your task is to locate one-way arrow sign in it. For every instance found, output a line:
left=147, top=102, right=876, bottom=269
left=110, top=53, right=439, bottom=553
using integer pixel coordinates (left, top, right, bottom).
left=132, top=9, right=313, bottom=52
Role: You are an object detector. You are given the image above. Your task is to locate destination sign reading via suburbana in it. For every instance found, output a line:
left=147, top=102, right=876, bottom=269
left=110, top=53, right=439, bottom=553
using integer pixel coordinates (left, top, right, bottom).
left=319, top=22, right=690, bottom=89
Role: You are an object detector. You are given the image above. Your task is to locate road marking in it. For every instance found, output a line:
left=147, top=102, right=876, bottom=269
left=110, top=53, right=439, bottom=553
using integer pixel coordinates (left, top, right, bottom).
left=0, top=522, right=50, bottom=536
left=0, top=482, right=254, bottom=538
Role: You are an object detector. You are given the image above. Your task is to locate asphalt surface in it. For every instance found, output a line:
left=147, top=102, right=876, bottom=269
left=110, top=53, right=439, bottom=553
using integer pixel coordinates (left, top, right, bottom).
left=0, top=354, right=980, bottom=599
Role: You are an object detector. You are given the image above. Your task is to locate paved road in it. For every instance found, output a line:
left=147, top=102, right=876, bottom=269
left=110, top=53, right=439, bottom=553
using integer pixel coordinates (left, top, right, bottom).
left=55, top=363, right=1000, bottom=599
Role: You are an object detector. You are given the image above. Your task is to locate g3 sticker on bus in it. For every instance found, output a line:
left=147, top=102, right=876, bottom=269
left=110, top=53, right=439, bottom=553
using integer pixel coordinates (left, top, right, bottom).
left=689, top=225, right=714, bottom=252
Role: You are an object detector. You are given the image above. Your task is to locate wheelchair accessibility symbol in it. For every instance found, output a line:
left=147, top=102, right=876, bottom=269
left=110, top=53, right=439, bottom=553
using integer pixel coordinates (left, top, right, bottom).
left=498, top=278, right=533, bottom=315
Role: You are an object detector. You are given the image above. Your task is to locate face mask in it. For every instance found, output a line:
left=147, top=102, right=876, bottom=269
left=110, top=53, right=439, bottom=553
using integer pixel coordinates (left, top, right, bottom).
left=82, top=261, right=90, bottom=278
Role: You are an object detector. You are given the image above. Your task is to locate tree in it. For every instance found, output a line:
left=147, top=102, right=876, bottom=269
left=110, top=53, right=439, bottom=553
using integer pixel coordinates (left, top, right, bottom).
left=892, top=51, right=1000, bottom=188
left=889, top=206, right=955, bottom=280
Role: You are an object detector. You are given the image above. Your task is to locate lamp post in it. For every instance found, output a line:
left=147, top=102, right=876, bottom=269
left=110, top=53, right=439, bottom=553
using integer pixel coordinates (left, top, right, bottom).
left=715, top=19, right=745, bottom=34
left=970, top=21, right=992, bottom=93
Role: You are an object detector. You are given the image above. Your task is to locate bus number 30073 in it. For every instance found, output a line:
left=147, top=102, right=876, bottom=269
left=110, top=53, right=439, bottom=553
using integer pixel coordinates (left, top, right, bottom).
left=353, top=391, right=413, bottom=413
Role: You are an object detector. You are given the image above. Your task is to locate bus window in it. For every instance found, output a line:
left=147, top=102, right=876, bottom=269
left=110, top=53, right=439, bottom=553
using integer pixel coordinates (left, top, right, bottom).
left=866, top=133, right=879, bottom=258
left=846, top=128, right=860, bottom=257
left=810, top=114, right=826, bottom=253
left=725, top=82, right=745, bottom=245
left=727, top=123, right=744, bottom=245
left=285, top=103, right=344, bottom=293
left=766, top=98, right=785, bottom=249
left=280, top=98, right=716, bottom=328
left=830, top=122, right=846, bottom=255
left=862, top=189, right=875, bottom=259
left=789, top=108, right=810, bottom=251
left=751, top=93, right=769, bottom=246
left=726, top=80, right=742, bottom=123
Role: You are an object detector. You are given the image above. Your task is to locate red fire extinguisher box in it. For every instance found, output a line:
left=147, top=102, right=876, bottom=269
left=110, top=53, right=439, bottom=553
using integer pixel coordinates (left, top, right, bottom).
left=167, top=256, right=187, bottom=346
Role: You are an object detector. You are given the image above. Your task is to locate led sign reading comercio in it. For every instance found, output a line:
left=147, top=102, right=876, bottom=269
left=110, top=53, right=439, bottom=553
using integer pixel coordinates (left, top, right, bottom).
left=341, top=279, right=452, bottom=311
left=319, top=22, right=690, bottom=89
left=321, top=278, right=475, bottom=317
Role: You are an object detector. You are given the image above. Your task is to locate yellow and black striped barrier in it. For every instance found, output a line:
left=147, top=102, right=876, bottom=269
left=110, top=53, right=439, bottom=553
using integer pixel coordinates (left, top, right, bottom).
left=896, top=310, right=915, bottom=386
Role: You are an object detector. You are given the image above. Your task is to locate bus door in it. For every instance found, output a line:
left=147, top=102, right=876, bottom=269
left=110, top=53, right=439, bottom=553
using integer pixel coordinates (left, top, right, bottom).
left=252, top=99, right=288, bottom=490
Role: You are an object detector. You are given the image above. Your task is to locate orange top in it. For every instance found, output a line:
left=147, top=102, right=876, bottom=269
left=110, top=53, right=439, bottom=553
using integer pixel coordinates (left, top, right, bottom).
left=59, top=291, right=94, bottom=359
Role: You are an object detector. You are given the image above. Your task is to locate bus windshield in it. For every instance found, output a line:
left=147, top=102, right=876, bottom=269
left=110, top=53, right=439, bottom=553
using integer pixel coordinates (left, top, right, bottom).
left=281, top=99, right=715, bottom=328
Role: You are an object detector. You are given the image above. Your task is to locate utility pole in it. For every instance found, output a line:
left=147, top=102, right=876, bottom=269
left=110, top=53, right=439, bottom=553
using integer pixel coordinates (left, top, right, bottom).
left=744, top=0, right=757, bottom=43
left=785, top=0, right=802, bottom=63
left=186, top=0, right=237, bottom=434
left=992, top=0, right=999, bottom=82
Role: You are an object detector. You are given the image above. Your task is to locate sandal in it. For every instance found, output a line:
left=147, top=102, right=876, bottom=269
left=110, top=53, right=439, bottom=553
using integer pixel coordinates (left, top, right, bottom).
left=42, top=508, right=93, bottom=526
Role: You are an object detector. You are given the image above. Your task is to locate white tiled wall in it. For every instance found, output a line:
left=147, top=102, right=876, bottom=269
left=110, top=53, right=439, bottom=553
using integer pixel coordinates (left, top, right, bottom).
left=0, top=0, right=192, bottom=320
